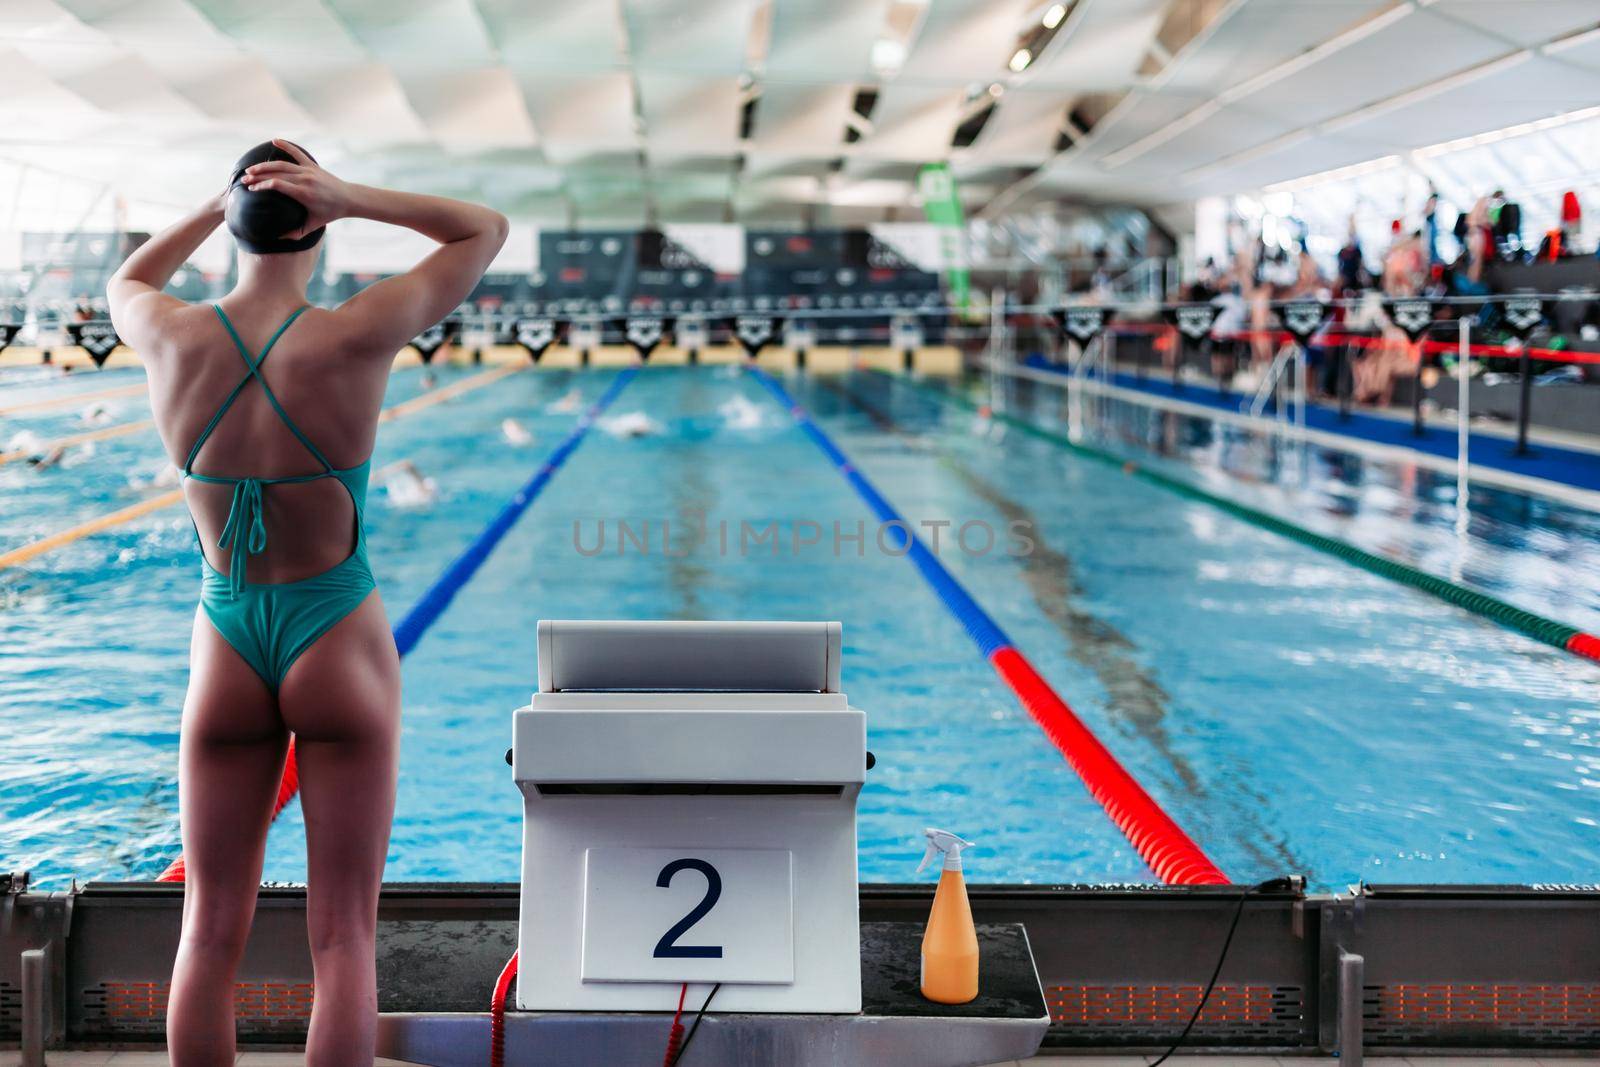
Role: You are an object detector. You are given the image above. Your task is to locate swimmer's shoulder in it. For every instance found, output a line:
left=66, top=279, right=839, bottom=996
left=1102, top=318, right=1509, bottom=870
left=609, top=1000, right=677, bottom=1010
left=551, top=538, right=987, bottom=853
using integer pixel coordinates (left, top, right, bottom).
left=121, top=300, right=226, bottom=368
left=311, top=300, right=415, bottom=366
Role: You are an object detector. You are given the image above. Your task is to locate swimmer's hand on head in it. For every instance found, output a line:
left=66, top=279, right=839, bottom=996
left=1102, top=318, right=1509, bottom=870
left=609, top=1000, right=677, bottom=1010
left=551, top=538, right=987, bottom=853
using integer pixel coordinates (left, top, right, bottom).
left=239, top=139, right=352, bottom=240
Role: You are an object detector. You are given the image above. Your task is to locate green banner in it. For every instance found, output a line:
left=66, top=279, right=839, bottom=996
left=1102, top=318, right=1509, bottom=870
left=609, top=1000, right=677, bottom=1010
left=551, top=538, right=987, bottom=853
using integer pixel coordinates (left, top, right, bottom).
left=916, top=163, right=970, bottom=311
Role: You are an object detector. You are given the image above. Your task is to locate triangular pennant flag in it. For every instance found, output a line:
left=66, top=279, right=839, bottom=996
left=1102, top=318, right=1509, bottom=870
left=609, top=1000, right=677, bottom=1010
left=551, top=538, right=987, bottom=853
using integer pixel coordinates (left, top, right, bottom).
left=620, top=316, right=672, bottom=358
left=67, top=321, right=121, bottom=367
left=731, top=315, right=780, bottom=358
left=1052, top=305, right=1110, bottom=346
left=410, top=320, right=458, bottom=365
left=1162, top=303, right=1218, bottom=348
left=1278, top=300, right=1328, bottom=345
left=1499, top=295, right=1545, bottom=340
left=1385, top=298, right=1435, bottom=342
left=514, top=317, right=562, bottom=362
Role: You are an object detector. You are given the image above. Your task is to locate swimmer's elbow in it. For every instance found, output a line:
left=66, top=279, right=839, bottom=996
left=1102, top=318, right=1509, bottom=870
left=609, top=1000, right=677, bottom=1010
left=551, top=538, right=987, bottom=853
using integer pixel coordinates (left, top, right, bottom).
left=484, top=210, right=510, bottom=249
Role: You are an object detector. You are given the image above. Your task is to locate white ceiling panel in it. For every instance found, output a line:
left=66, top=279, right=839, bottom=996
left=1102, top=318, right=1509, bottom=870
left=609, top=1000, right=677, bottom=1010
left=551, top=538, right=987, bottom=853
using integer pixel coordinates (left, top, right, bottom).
left=1074, top=90, right=1212, bottom=159
left=750, top=85, right=854, bottom=153
left=194, top=1, right=429, bottom=144
left=520, top=73, right=637, bottom=161
left=624, top=0, right=754, bottom=77
left=479, top=0, right=625, bottom=72
left=1118, top=106, right=1300, bottom=179
left=1156, top=0, right=1400, bottom=97
left=1327, top=54, right=1600, bottom=148
left=968, top=90, right=1066, bottom=164
left=401, top=68, right=538, bottom=151
left=897, top=0, right=1030, bottom=83
left=1180, top=130, right=1383, bottom=194
left=327, top=0, right=499, bottom=70
left=0, top=48, right=120, bottom=143
left=852, top=86, right=963, bottom=161
left=1026, top=0, right=1168, bottom=91
left=637, top=74, right=742, bottom=153
left=273, top=63, right=432, bottom=147
left=1233, top=9, right=1510, bottom=126
left=1543, top=26, right=1600, bottom=72
left=765, top=0, right=889, bottom=83
left=1429, top=0, right=1600, bottom=48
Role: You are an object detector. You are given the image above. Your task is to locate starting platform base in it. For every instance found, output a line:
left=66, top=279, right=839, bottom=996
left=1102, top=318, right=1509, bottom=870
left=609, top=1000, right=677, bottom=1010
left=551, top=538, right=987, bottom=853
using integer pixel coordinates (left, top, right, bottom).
left=377, top=923, right=1048, bottom=1067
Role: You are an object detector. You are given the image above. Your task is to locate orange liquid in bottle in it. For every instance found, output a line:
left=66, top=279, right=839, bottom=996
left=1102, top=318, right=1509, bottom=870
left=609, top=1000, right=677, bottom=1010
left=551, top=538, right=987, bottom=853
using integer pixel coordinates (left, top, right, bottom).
left=920, top=866, right=979, bottom=1004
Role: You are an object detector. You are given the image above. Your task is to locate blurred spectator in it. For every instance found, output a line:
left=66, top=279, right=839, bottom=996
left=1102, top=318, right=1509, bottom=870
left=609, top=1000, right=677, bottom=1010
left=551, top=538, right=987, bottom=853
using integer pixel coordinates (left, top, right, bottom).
left=1336, top=222, right=1366, bottom=293
left=1489, top=188, right=1523, bottom=257
left=1381, top=228, right=1425, bottom=297
left=1537, top=190, right=1583, bottom=260
left=1422, top=189, right=1441, bottom=265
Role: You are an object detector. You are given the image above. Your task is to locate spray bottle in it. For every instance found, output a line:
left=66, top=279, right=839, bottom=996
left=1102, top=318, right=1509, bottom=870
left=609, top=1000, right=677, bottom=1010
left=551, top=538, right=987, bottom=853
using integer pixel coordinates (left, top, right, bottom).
left=917, top=828, right=978, bottom=1004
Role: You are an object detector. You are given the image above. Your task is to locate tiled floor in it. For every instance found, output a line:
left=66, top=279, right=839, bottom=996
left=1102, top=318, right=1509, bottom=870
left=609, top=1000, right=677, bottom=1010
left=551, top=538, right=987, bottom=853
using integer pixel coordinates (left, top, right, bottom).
left=4, top=1054, right=1594, bottom=1066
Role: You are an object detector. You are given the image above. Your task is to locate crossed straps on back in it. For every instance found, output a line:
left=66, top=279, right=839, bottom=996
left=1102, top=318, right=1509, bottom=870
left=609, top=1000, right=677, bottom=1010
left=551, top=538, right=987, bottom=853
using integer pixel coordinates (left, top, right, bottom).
left=183, top=305, right=348, bottom=597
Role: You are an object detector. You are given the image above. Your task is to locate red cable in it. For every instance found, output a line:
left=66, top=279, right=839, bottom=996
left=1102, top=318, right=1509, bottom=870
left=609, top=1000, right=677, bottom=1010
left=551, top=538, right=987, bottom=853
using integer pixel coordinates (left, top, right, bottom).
left=661, top=982, right=688, bottom=1067
left=489, top=950, right=518, bottom=1067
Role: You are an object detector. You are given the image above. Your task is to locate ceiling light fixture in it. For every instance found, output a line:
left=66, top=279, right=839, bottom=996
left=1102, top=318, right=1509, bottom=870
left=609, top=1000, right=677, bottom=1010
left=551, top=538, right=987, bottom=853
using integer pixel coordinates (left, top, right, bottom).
left=1008, top=48, right=1032, bottom=72
left=1042, top=4, right=1067, bottom=29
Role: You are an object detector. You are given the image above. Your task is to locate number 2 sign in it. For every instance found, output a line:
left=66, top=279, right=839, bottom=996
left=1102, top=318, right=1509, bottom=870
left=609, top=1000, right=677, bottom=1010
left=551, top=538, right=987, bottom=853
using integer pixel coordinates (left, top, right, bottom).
left=581, top=847, right=795, bottom=983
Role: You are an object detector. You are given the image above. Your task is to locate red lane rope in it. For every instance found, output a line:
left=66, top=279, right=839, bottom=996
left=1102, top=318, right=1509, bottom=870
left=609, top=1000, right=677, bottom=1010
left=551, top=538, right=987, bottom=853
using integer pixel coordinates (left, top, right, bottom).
left=1567, top=632, right=1600, bottom=663
left=990, top=649, right=1229, bottom=885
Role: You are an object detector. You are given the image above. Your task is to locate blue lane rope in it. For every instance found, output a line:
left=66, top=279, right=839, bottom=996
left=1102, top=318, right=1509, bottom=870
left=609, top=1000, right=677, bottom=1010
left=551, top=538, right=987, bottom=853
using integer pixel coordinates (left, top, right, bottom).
left=391, top=368, right=637, bottom=655
left=747, top=367, right=1012, bottom=657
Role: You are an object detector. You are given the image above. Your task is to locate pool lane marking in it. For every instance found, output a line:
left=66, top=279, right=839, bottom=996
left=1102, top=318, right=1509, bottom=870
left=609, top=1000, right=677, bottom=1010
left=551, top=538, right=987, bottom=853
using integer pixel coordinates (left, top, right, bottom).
left=0, top=381, right=147, bottom=416
left=893, top=372, right=1600, bottom=669
left=391, top=367, right=637, bottom=654
left=0, top=489, right=186, bottom=570
left=0, top=365, right=519, bottom=575
left=746, top=366, right=1230, bottom=886
left=0, top=366, right=512, bottom=470
left=0, top=418, right=157, bottom=468
left=158, top=368, right=640, bottom=881
left=378, top=364, right=518, bottom=422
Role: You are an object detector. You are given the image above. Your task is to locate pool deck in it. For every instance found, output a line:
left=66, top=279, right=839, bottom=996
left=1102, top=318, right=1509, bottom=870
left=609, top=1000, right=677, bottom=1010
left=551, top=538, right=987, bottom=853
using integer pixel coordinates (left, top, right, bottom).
left=7, top=1053, right=1593, bottom=1065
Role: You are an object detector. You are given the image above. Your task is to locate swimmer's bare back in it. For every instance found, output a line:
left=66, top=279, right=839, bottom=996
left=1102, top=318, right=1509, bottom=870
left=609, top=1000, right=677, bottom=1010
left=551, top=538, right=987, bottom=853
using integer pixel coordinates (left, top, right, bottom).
left=113, top=144, right=508, bottom=581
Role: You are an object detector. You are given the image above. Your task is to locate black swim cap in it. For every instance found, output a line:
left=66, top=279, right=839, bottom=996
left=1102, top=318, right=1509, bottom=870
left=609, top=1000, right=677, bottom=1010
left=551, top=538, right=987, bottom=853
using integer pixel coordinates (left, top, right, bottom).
left=225, top=141, right=325, bottom=255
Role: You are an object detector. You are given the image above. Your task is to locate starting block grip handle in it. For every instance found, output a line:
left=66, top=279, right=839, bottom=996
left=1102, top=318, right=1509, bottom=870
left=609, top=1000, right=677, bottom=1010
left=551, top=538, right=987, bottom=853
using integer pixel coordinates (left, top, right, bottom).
left=537, top=620, right=842, bottom=694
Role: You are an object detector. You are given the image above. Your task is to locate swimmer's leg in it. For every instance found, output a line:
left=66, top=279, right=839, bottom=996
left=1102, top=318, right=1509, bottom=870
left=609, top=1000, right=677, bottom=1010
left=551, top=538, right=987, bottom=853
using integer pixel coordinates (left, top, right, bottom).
left=167, top=609, right=288, bottom=1067
left=278, top=591, right=400, bottom=1067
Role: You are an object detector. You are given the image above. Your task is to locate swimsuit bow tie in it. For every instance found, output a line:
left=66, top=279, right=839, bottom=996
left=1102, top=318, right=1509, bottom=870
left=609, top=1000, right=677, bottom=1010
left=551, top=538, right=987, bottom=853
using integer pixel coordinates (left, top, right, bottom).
left=216, top=477, right=267, bottom=597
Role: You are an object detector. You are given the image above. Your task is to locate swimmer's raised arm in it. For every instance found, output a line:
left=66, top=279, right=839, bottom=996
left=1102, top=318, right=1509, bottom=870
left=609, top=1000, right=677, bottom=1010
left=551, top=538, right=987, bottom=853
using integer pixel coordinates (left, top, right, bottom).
left=243, top=139, right=508, bottom=358
left=106, top=193, right=227, bottom=359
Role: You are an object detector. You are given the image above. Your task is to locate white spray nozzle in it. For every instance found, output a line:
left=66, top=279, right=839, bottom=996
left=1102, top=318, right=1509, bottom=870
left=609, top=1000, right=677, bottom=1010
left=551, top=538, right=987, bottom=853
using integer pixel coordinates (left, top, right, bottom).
left=917, top=828, right=976, bottom=874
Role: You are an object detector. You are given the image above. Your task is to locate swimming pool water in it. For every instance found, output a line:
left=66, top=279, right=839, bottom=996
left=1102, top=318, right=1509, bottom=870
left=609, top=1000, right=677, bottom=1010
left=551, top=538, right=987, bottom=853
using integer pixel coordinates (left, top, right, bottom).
left=1, top=365, right=1596, bottom=890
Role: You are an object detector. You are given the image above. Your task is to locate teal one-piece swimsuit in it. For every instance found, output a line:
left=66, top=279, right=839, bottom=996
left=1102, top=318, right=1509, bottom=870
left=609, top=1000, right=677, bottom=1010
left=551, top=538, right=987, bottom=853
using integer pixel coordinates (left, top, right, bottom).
left=184, top=305, right=376, bottom=691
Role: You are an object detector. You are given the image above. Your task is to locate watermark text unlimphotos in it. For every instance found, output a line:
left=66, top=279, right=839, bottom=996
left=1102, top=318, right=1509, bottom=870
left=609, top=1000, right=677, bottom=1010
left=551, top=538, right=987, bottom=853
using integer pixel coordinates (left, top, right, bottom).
left=573, top=513, right=1034, bottom=559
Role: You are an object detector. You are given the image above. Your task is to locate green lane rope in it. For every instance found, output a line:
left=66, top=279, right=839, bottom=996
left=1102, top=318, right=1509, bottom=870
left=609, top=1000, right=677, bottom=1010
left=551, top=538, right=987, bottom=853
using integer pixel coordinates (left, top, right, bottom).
left=887, top=371, right=1595, bottom=664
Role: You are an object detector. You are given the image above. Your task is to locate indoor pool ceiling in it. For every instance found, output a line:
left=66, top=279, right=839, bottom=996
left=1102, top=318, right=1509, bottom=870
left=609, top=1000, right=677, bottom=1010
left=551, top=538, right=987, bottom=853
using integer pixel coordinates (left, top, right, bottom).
left=1, top=0, right=1597, bottom=223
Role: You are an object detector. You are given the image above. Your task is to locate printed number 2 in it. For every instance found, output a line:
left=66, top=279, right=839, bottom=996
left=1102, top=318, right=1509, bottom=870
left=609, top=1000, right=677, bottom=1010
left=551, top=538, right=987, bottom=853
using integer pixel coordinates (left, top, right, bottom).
left=653, top=858, right=723, bottom=959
